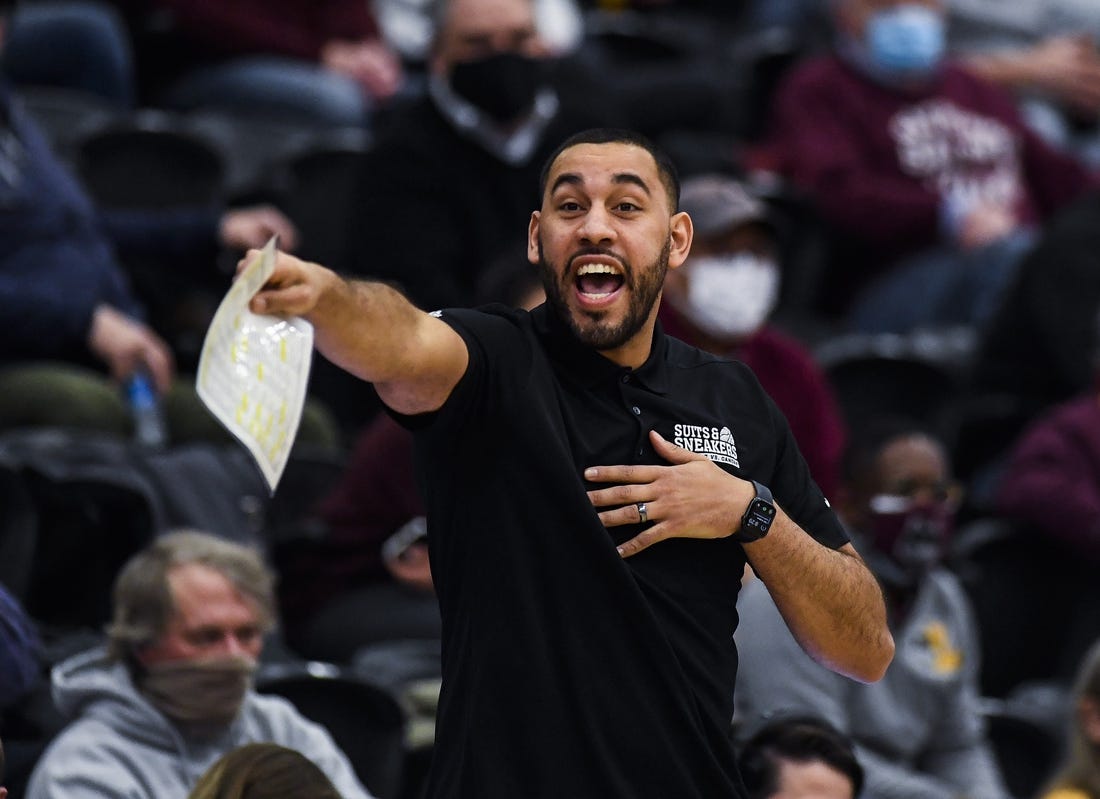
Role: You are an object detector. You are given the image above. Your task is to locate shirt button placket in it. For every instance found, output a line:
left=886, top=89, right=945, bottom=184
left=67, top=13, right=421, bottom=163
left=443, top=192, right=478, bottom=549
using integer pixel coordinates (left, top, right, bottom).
left=621, top=377, right=647, bottom=458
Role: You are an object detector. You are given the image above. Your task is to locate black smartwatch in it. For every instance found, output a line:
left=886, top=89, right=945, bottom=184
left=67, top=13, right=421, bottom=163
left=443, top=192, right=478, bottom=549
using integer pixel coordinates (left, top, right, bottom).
left=739, top=481, right=776, bottom=542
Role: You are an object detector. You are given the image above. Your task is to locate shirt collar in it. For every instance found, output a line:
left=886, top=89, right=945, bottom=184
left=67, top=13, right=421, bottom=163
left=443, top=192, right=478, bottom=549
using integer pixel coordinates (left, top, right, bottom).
left=532, top=304, right=671, bottom=394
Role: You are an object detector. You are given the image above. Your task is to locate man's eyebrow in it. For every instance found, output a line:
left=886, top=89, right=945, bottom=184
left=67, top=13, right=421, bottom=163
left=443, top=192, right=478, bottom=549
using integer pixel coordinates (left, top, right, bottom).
left=611, top=172, right=651, bottom=195
left=459, top=33, right=494, bottom=47
left=184, top=624, right=220, bottom=637
left=549, top=173, right=583, bottom=195
left=549, top=172, right=653, bottom=195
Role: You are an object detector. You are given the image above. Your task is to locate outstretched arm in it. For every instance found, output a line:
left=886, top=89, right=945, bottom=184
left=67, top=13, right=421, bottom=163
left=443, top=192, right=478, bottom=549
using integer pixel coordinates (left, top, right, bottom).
left=246, top=250, right=468, bottom=415
left=587, top=431, right=893, bottom=683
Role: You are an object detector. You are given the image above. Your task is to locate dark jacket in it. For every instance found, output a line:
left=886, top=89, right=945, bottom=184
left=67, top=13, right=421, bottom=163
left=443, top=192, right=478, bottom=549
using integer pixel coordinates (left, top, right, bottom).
left=0, top=82, right=218, bottom=364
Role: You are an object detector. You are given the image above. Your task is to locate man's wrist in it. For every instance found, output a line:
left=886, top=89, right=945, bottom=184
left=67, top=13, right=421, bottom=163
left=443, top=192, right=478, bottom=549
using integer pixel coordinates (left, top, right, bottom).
left=739, top=480, right=776, bottom=542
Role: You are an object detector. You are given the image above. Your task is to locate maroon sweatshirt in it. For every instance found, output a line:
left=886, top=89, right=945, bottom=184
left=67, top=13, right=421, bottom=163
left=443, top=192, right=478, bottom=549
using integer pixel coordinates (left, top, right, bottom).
left=153, top=0, right=380, bottom=61
left=758, top=55, right=1095, bottom=296
left=996, top=394, right=1100, bottom=563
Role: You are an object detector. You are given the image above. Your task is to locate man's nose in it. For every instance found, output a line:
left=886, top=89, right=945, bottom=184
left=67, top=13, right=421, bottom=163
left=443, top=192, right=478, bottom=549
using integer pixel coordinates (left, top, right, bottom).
left=216, top=633, right=247, bottom=656
left=578, top=207, right=616, bottom=245
left=909, top=485, right=945, bottom=506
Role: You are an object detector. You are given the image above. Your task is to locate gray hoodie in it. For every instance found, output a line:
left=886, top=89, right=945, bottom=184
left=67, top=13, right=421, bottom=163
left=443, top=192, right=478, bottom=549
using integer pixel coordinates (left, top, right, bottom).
left=734, top=569, right=1008, bottom=799
left=25, top=647, right=372, bottom=799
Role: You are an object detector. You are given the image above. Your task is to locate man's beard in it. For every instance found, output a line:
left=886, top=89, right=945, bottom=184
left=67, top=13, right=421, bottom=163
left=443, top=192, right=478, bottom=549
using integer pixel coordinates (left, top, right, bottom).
left=537, top=237, right=670, bottom=352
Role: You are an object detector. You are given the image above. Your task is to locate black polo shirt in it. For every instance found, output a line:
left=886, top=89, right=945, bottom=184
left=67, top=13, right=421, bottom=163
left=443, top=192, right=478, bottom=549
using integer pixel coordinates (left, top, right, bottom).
left=408, top=303, right=847, bottom=799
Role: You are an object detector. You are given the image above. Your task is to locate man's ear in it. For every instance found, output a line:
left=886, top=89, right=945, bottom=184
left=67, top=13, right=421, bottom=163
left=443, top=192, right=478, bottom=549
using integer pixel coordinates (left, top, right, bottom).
left=527, top=211, right=541, bottom=265
left=667, top=211, right=693, bottom=272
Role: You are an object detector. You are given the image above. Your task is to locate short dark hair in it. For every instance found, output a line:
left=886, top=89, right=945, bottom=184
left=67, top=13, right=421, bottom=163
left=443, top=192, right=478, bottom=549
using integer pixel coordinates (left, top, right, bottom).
left=738, top=715, right=864, bottom=799
left=840, top=415, right=937, bottom=492
left=538, top=128, right=681, bottom=211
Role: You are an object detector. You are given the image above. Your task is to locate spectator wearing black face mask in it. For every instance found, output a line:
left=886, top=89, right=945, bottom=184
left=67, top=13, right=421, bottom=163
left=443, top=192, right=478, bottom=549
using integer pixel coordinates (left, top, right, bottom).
left=734, top=417, right=1011, bottom=799
left=338, top=0, right=622, bottom=314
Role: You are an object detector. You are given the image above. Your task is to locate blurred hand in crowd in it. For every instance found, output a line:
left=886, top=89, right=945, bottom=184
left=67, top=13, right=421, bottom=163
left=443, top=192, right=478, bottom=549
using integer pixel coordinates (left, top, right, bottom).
left=956, top=202, right=1018, bottom=250
left=1021, top=34, right=1100, bottom=116
left=87, top=304, right=175, bottom=393
left=321, top=38, right=404, bottom=100
left=385, top=542, right=434, bottom=593
left=219, top=205, right=300, bottom=253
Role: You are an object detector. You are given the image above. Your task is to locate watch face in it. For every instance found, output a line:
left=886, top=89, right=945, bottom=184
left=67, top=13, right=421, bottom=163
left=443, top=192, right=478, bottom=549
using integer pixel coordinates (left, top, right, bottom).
left=745, top=497, right=776, bottom=534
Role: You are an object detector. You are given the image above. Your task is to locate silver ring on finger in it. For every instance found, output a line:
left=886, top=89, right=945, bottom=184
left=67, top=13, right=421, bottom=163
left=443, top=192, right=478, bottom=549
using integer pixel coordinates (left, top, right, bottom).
left=637, top=502, right=649, bottom=524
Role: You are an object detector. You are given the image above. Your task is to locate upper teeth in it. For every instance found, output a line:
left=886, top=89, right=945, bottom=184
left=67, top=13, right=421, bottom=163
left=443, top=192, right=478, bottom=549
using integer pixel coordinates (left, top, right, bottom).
left=577, top=263, right=621, bottom=276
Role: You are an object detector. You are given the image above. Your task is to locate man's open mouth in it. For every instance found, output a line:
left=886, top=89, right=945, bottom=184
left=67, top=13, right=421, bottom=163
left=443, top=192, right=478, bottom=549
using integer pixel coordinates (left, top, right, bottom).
left=575, top=262, right=625, bottom=299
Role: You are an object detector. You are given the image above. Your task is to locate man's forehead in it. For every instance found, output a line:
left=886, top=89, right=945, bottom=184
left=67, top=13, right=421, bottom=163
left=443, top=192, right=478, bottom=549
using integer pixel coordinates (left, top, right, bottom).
left=845, top=0, right=942, bottom=11
left=444, top=0, right=534, bottom=36
left=167, top=563, right=242, bottom=611
left=547, top=142, right=660, bottom=192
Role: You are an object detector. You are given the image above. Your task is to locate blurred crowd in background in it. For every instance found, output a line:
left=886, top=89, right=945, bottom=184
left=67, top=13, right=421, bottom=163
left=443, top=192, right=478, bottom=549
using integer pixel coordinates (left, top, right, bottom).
left=4, top=0, right=1100, bottom=797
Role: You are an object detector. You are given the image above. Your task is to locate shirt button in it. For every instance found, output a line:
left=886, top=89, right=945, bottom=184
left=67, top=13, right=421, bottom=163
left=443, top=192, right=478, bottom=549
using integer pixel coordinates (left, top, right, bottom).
left=621, top=374, right=631, bottom=384
left=631, top=406, right=641, bottom=415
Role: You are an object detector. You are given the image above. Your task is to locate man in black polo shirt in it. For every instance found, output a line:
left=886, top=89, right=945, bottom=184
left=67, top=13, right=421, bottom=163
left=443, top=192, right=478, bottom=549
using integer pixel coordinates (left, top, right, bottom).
left=246, top=128, right=894, bottom=798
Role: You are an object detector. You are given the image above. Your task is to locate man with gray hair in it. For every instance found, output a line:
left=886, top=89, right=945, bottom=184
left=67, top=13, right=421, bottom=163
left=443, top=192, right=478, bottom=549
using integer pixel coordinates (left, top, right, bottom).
left=25, top=530, right=372, bottom=799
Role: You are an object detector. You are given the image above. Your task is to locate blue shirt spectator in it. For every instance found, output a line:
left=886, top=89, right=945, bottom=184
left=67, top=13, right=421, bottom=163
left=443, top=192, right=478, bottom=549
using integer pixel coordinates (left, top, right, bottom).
left=0, top=582, right=41, bottom=709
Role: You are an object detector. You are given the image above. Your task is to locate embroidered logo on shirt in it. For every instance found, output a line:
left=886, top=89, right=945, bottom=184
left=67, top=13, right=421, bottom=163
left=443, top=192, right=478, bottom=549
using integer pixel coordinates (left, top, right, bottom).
left=672, top=423, right=739, bottom=467
left=921, top=621, right=962, bottom=675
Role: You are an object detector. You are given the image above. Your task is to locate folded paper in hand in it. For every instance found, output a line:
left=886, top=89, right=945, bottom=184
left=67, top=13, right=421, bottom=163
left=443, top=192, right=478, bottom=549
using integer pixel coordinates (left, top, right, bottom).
left=196, top=237, right=313, bottom=492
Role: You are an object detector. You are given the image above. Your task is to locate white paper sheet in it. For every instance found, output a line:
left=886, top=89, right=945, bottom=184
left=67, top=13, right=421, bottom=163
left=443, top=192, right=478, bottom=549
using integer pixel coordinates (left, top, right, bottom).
left=196, top=238, right=313, bottom=492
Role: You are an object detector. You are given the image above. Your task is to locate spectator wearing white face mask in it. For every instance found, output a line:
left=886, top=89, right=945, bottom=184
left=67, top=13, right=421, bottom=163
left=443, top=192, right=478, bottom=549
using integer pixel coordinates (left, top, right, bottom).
left=659, top=174, right=847, bottom=500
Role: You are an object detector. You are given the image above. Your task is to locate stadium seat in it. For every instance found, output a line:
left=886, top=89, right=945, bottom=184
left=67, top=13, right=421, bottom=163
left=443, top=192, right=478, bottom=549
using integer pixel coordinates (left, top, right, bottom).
left=255, top=662, right=407, bottom=799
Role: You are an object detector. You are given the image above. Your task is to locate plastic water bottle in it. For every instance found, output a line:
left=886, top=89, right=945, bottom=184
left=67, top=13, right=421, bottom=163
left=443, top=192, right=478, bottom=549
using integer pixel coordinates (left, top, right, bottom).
left=126, top=370, right=168, bottom=449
